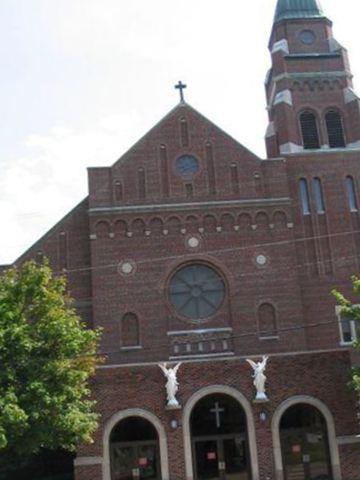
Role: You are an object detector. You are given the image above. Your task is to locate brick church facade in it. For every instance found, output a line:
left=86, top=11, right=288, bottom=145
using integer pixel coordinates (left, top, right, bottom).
left=5, top=0, right=360, bottom=479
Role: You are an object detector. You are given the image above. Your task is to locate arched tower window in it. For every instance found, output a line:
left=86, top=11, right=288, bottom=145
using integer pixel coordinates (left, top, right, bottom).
left=258, top=303, right=277, bottom=338
left=121, top=313, right=140, bottom=348
left=346, top=176, right=358, bottom=212
left=299, top=179, right=311, bottom=215
left=313, top=178, right=325, bottom=214
left=299, top=111, right=320, bottom=149
left=325, top=110, right=346, bottom=148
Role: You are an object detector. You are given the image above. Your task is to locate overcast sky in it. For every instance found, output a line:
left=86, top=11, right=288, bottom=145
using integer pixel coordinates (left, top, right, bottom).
left=0, top=0, right=359, bottom=264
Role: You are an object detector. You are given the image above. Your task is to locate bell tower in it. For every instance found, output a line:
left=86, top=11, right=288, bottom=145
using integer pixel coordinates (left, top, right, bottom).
left=265, top=0, right=360, bottom=157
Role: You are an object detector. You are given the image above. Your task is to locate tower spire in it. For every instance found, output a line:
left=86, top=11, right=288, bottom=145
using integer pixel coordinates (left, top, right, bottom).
left=274, top=0, right=325, bottom=24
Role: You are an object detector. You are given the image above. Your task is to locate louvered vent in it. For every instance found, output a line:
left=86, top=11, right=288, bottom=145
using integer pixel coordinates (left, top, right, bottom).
left=325, top=110, right=346, bottom=148
left=300, top=112, right=320, bottom=149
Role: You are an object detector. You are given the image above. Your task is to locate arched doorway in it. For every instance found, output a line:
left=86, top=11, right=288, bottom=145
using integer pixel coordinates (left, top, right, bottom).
left=110, top=416, right=161, bottom=480
left=190, top=393, right=251, bottom=480
left=279, top=404, right=333, bottom=480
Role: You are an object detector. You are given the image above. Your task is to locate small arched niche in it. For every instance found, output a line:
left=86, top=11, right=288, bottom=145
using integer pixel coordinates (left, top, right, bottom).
left=258, top=303, right=278, bottom=338
left=120, top=313, right=140, bottom=348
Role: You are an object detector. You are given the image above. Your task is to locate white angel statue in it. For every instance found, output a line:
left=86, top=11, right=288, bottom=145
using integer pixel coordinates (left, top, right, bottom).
left=158, top=362, right=182, bottom=407
left=246, top=356, right=269, bottom=401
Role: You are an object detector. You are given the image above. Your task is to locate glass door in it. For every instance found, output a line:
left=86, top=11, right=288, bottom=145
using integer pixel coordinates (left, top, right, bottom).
left=111, top=445, right=135, bottom=480
left=282, top=430, right=332, bottom=480
left=111, top=442, right=160, bottom=480
left=194, top=439, right=220, bottom=480
left=222, top=437, right=250, bottom=480
left=137, top=444, right=159, bottom=479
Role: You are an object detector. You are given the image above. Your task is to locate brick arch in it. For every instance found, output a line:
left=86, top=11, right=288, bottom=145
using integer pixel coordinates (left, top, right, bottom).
left=272, top=396, right=341, bottom=480
left=220, top=213, right=235, bottom=231
left=166, top=215, right=182, bottom=235
left=273, top=210, right=288, bottom=229
left=255, top=211, right=269, bottom=229
left=114, top=219, right=128, bottom=237
left=203, top=214, right=218, bottom=232
left=332, top=79, right=342, bottom=90
left=149, top=217, right=164, bottom=234
left=185, top=215, right=199, bottom=233
left=131, top=218, right=146, bottom=236
left=238, top=212, right=252, bottom=230
left=94, top=220, right=111, bottom=238
left=182, top=385, right=259, bottom=480
left=102, top=408, right=170, bottom=480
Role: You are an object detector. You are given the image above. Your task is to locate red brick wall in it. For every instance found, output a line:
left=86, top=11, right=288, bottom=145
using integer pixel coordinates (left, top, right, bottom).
left=339, top=444, right=360, bottom=480
left=75, top=350, right=359, bottom=480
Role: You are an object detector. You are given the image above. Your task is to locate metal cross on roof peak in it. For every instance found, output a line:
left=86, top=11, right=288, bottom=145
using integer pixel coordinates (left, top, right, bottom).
left=175, top=81, right=187, bottom=103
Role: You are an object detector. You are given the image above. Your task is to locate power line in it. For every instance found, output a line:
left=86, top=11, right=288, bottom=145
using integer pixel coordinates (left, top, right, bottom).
left=18, top=225, right=359, bottom=278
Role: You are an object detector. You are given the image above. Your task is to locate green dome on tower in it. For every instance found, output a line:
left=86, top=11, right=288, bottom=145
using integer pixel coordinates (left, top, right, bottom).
left=274, top=0, right=325, bottom=23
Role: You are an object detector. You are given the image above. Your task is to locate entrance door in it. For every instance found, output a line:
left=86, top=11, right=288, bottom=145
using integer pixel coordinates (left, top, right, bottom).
left=193, top=436, right=249, bottom=480
left=110, top=417, right=161, bottom=480
left=190, top=394, right=251, bottom=480
left=280, top=404, right=333, bottom=480
left=111, top=442, right=159, bottom=480
left=194, top=439, right=219, bottom=480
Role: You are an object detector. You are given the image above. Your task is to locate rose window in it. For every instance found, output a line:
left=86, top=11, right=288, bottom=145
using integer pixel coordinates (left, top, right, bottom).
left=169, top=264, right=225, bottom=319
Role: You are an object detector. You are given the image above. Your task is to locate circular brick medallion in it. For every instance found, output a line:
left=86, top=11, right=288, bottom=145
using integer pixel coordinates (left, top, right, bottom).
left=187, top=236, right=200, bottom=248
left=118, top=260, right=136, bottom=276
left=256, top=254, right=267, bottom=266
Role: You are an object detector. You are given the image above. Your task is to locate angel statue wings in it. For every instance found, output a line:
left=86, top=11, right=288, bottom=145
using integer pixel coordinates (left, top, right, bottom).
left=158, top=362, right=182, bottom=407
left=246, top=356, right=269, bottom=401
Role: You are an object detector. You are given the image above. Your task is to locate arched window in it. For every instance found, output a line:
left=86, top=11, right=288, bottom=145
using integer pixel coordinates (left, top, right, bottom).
left=325, top=110, right=346, bottom=148
left=300, top=111, right=320, bottom=149
left=313, top=178, right=325, bottom=213
left=299, top=179, right=311, bottom=215
left=258, top=303, right=277, bottom=338
left=169, top=264, right=225, bottom=320
left=121, top=313, right=140, bottom=348
left=346, top=176, right=358, bottom=212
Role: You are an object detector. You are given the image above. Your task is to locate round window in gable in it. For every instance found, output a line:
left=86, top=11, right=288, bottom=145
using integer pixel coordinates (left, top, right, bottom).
left=299, top=30, right=316, bottom=45
left=175, top=154, right=200, bottom=179
left=169, top=264, right=225, bottom=320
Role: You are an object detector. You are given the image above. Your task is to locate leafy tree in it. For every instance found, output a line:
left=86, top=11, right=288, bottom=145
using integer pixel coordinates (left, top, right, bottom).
left=0, top=260, right=101, bottom=467
left=332, top=277, right=360, bottom=393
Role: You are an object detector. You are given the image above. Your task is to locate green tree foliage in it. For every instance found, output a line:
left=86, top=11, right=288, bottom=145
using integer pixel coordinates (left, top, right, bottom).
left=0, top=260, right=101, bottom=461
left=332, top=277, right=360, bottom=393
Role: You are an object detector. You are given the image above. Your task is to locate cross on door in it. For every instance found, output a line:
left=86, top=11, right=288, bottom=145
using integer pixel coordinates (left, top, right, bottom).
left=210, top=402, right=225, bottom=428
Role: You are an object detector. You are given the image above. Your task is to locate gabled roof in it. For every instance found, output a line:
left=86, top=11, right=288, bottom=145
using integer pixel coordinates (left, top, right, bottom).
left=274, top=0, right=325, bottom=23
left=111, top=101, right=261, bottom=169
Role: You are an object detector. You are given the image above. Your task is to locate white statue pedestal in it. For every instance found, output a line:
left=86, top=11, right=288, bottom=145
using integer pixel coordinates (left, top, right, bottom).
left=165, top=404, right=182, bottom=411
left=253, top=398, right=270, bottom=404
